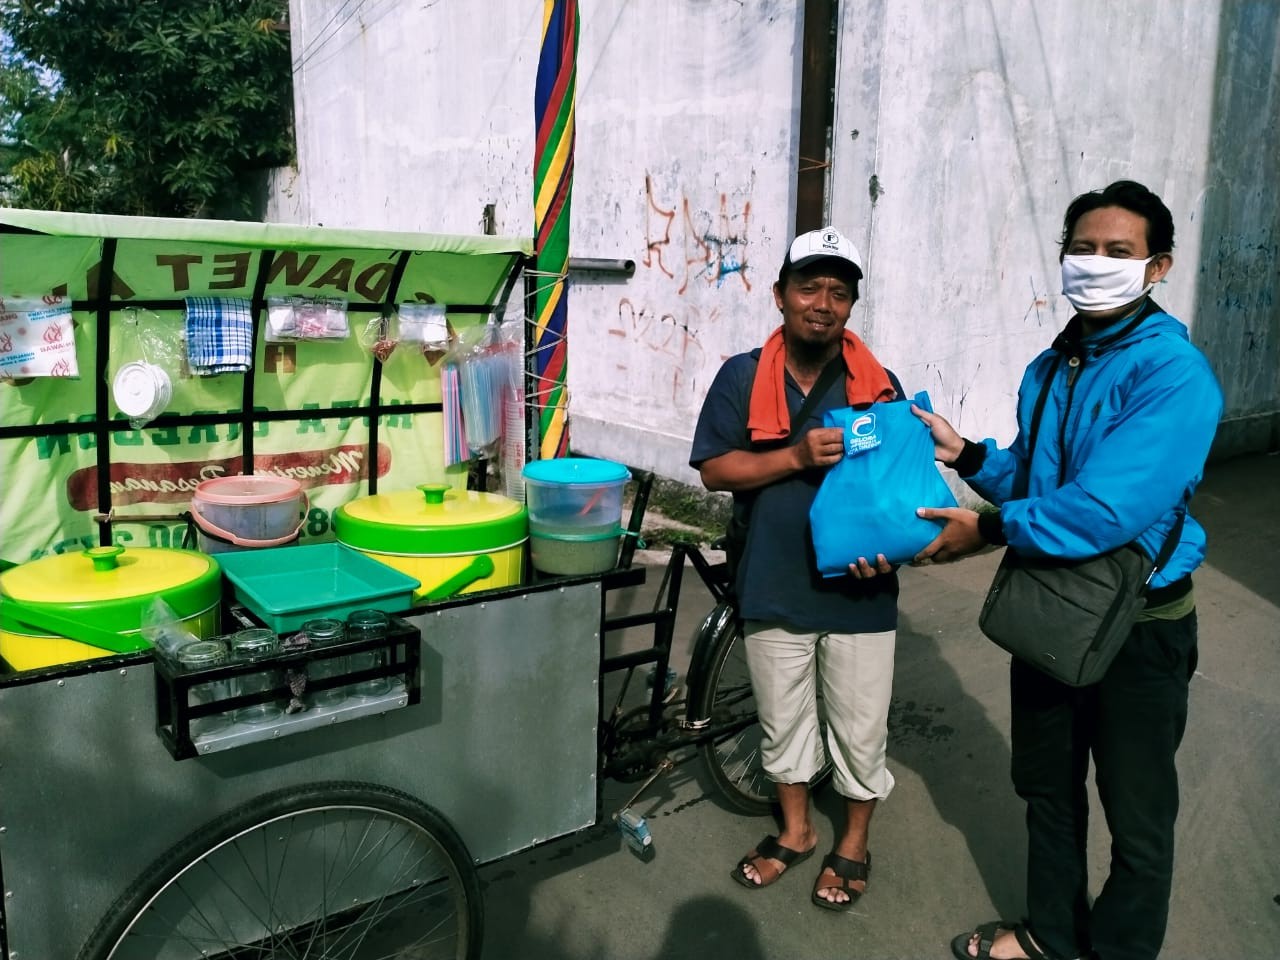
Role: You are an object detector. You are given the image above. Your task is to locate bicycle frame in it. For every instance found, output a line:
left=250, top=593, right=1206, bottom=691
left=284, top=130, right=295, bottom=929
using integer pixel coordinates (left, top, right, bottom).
left=598, top=540, right=749, bottom=782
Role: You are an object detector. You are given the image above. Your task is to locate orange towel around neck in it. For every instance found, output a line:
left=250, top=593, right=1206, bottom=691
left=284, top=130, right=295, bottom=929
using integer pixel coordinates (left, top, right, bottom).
left=747, top=326, right=895, bottom=442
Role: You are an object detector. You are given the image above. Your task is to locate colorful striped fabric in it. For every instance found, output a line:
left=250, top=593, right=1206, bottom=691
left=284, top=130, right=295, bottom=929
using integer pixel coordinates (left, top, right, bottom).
left=532, top=0, right=577, bottom=459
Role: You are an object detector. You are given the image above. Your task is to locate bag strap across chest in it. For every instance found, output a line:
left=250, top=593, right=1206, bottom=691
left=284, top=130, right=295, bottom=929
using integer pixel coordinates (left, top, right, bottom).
left=1023, top=353, right=1183, bottom=579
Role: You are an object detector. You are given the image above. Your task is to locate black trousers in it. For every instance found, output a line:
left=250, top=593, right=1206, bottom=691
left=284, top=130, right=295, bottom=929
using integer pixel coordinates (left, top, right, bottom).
left=1010, top=610, right=1198, bottom=960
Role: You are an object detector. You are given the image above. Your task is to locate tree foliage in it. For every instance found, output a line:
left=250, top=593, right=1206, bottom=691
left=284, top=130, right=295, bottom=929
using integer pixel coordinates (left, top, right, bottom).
left=1, top=0, right=294, bottom=217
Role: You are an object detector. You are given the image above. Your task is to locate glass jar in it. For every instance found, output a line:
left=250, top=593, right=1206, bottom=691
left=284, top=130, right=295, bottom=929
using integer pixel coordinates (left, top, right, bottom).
left=230, top=628, right=283, bottom=724
left=175, top=639, right=232, bottom=737
left=304, top=618, right=348, bottom=706
left=346, top=608, right=390, bottom=637
left=301, top=618, right=345, bottom=645
left=346, top=609, right=392, bottom=698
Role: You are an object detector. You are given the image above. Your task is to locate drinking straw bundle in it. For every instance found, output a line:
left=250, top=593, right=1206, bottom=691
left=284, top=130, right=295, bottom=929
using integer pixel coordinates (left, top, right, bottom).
left=441, top=362, right=469, bottom=466
left=459, top=349, right=504, bottom=454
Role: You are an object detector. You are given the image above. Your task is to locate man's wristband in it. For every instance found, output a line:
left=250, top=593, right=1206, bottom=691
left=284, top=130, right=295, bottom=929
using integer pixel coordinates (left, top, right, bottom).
left=945, top=438, right=987, bottom=477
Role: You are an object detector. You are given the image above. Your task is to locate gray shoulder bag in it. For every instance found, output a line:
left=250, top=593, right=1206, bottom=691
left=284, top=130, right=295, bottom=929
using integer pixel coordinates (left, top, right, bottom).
left=977, top=356, right=1184, bottom=687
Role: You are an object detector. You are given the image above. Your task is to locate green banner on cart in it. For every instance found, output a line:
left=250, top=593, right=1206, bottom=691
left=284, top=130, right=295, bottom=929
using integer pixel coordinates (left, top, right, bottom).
left=0, top=209, right=531, bottom=565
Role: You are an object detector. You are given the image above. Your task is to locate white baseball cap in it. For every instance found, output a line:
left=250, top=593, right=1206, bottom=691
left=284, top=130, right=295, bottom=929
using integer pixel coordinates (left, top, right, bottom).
left=784, top=226, right=863, bottom=276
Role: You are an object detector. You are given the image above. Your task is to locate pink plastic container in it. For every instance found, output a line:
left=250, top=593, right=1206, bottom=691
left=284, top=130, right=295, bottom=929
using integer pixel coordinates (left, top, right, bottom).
left=191, top=476, right=308, bottom=554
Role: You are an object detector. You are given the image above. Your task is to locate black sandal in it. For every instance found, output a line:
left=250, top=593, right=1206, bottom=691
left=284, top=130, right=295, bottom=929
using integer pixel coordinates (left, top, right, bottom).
left=950, top=920, right=1073, bottom=960
left=810, top=850, right=870, bottom=911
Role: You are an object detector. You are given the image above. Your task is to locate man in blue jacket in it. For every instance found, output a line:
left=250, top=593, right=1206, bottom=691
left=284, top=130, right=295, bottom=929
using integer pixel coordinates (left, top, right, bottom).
left=914, top=181, right=1223, bottom=960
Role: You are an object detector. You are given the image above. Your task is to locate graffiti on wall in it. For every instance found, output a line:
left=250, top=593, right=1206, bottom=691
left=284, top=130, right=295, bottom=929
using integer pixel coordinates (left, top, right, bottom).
left=642, top=173, right=752, bottom=294
left=610, top=298, right=715, bottom=406
left=605, top=172, right=754, bottom=406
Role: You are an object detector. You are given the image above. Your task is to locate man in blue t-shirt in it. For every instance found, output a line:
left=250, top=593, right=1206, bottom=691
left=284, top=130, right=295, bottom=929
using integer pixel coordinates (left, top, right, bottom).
left=690, top=226, right=902, bottom=911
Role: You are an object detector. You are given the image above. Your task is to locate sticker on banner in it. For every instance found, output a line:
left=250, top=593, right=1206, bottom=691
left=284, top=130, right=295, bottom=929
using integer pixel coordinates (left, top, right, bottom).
left=844, top=411, right=882, bottom=456
left=0, top=297, right=79, bottom=380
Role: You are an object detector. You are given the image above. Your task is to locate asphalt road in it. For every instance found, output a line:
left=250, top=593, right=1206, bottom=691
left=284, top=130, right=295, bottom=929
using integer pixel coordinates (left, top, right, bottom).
left=478, top=452, right=1280, bottom=960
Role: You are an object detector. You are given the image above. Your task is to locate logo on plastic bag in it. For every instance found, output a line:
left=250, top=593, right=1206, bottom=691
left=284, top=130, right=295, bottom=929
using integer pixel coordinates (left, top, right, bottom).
left=844, top=412, right=881, bottom=456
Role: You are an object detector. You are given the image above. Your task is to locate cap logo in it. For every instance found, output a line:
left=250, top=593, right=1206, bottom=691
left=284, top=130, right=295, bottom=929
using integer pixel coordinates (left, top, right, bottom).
left=787, top=226, right=861, bottom=273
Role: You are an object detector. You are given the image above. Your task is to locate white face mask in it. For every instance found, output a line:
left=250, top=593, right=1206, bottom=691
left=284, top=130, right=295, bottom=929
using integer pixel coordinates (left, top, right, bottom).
left=1060, top=255, right=1154, bottom=312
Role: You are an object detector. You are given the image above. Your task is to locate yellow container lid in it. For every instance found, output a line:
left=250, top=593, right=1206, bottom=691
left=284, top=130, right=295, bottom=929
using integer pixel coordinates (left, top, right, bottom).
left=335, top=484, right=528, bottom=555
left=0, top=546, right=221, bottom=645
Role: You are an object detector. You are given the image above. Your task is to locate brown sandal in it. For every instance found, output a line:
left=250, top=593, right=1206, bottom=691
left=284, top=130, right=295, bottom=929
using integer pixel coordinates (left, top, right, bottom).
left=731, top=834, right=815, bottom=889
left=810, top=851, right=871, bottom=911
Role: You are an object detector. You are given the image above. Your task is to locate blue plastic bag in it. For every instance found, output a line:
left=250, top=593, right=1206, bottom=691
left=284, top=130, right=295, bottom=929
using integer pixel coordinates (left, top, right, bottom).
left=809, top=391, right=958, bottom=574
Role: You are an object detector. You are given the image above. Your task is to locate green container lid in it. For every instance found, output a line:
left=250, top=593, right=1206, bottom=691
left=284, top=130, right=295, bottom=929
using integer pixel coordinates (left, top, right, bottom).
left=0, top=545, right=221, bottom=652
left=334, top=484, right=528, bottom=556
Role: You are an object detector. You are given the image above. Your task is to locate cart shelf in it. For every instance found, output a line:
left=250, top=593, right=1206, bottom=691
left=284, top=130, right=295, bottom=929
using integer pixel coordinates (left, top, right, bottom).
left=153, top=613, right=421, bottom=759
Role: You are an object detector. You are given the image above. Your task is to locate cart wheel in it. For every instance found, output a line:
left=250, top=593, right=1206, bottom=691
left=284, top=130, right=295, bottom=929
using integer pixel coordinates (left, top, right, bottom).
left=77, top=781, right=482, bottom=960
left=696, top=615, right=833, bottom=815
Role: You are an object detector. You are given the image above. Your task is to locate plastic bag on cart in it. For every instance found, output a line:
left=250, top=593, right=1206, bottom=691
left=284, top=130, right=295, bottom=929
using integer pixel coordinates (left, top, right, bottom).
left=456, top=325, right=507, bottom=458
left=142, top=596, right=201, bottom=663
left=360, top=310, right=400, bottom=362
left=111, top=308, right=183, bottom=428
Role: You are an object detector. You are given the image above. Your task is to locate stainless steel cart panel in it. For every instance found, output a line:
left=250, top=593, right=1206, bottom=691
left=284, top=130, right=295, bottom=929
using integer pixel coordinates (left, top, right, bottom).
left=0, top=580, right=601, bottom=959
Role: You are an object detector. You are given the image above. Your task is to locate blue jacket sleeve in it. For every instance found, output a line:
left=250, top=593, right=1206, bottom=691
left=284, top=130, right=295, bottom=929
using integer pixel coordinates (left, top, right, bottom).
left=989, top=346, right=1222, bottom=560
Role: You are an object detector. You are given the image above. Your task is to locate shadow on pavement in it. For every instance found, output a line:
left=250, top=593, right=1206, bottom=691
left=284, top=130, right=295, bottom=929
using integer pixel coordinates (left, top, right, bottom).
left=1191, top=453, right=1278, bottom=607
left=888, top=613, right=1025, bottom=915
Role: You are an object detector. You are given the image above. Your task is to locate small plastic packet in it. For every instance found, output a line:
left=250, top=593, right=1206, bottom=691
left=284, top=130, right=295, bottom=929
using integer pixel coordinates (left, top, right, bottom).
left=142, top=596, right=201, bottom=664
left=0, top=295, right=79, bottom=381
left=265, top=296, right=349, bottom=342
left=361, top=311, right=400, bottom=362
left=398, top=302, right=449, bottom=347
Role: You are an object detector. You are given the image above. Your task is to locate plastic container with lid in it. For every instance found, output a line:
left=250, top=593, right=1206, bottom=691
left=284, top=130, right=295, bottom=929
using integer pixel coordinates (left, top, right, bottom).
left=190, top=475, right=308, bottom=554
left=112, top=361, right=173, bottom=422
left=334, top=483, right=527, bottom=602
left=521, top=458, right=630, bottom=576
left=0, top=545, right=221, bottom=671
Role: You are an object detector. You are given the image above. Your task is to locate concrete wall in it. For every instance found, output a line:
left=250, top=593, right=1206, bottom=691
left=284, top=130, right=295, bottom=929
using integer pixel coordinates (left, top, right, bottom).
left=274, top=0, right=1279, bottom=484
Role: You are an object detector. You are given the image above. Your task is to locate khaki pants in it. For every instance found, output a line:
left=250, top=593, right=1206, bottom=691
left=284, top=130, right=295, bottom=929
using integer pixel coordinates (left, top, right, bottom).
left=743, top=620, right=896, bottom=801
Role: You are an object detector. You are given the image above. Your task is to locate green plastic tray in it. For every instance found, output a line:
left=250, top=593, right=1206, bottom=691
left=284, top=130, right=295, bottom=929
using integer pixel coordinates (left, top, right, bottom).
left=216, top=542, right=421, bottom=633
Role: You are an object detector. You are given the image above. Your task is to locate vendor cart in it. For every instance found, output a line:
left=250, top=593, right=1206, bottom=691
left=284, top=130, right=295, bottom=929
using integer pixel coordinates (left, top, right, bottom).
left=0, top=210, right=615, bottom=959
left=0, top=211, right=775, bottom=960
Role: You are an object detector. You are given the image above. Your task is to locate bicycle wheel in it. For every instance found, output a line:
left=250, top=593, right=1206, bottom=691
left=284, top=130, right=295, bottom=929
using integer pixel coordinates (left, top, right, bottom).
left=696, top=616, right=833, bottom=815
left=78, top=781, right=483, bottom=960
